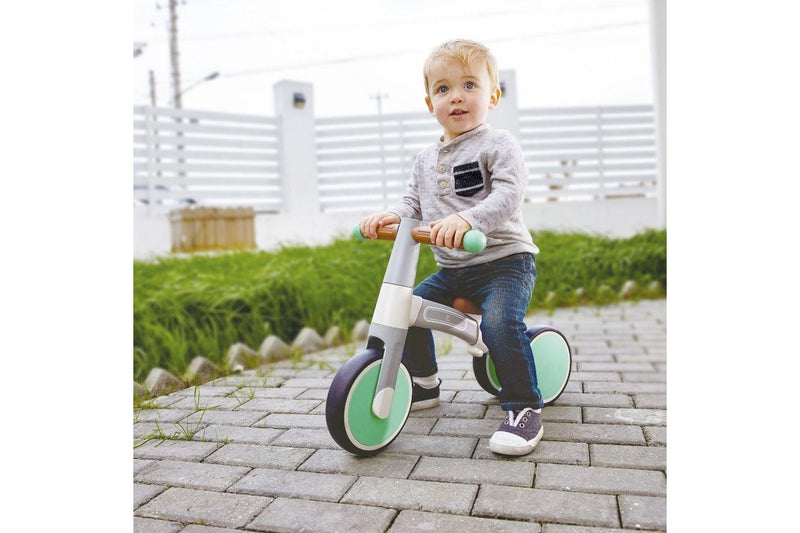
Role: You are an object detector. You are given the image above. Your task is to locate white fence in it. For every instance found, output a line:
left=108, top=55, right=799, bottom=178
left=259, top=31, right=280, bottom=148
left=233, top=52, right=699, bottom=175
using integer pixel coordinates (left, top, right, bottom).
left=133, top=75, right=662, bottom=257
left=133, top=106, right=282, bottom=214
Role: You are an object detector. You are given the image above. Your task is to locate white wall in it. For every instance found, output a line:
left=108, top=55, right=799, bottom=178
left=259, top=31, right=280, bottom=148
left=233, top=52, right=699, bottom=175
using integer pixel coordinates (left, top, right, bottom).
left=134, top=197, right=659, bottom=259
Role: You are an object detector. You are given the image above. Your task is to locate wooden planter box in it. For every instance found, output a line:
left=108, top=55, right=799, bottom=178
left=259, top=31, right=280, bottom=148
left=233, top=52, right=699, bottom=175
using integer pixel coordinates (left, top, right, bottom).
left=170, top=206, right=256, bottom=253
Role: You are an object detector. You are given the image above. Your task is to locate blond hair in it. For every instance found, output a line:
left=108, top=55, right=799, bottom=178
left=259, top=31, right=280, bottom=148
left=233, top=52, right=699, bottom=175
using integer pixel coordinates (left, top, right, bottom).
left=423, top=39, right=499, bottom=96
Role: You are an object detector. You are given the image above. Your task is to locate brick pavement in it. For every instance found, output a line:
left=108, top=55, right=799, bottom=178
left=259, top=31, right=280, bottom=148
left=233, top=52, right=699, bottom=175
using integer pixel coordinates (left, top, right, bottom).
left=134, top=299, right=666, bottom=532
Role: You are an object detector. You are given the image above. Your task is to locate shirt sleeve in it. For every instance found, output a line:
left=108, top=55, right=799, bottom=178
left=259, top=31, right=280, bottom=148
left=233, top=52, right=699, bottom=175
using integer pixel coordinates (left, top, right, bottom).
left=457, top=130, right=528, bottom=234
left=390, top=152, right=423, bottom=220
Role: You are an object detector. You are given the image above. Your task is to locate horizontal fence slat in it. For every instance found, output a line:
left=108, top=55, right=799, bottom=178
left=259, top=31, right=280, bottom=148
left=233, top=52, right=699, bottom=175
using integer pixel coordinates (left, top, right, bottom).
left=134, top=106, right=278, bottom=125
left=133, top=162, right=280, bottom=174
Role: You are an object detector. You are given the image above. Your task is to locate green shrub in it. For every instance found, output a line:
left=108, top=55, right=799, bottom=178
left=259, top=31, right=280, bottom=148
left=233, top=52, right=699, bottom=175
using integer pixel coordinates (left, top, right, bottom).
left=133, top=229, right=665, bottom=381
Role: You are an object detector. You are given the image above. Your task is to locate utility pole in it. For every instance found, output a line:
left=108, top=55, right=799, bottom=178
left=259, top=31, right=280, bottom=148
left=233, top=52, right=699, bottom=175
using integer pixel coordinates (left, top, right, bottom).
left=169, top=0, right=182, bottom=109
left=149, top=70, right=157, bottom=107
left=370, top=93, right=389, bottom=207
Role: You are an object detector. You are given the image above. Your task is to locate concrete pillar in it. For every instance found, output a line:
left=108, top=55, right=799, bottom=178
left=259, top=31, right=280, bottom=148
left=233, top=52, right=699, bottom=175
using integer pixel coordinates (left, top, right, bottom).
left=491, top=69, right=520, bottom=138
left=650, top=0, right=666, bottom=228
left=273, top=80, right=319, bottom=216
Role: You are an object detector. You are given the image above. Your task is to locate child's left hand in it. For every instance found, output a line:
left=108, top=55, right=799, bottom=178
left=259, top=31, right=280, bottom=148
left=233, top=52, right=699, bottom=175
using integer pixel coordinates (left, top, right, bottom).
left=429, top=214, right=472, bottom=249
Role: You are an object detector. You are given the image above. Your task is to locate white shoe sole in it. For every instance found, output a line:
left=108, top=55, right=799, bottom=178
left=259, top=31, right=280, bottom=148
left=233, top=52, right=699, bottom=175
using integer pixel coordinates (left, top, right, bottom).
left=410, top=397, right=439, bottom=411
left=489, top=426, right=544, bottom=456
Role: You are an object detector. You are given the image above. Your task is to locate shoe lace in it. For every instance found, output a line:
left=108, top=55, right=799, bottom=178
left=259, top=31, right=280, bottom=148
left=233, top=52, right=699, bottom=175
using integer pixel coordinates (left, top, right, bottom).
left=505, top=408, right=534, bottom=428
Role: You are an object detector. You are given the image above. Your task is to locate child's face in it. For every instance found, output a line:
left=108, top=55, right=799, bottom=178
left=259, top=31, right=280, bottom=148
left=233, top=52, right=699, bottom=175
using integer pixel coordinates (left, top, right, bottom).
left=425, top=58, right=500, bottom=142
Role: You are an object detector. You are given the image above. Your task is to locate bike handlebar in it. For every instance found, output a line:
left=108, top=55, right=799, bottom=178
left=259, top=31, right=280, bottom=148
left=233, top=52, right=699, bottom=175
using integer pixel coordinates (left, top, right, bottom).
left=353, top=223, right=487, bottom=253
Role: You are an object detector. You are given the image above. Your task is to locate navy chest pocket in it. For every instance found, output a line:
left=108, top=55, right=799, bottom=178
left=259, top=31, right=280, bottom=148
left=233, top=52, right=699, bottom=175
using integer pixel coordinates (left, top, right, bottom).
left=453, top=161, right=484, bottom=197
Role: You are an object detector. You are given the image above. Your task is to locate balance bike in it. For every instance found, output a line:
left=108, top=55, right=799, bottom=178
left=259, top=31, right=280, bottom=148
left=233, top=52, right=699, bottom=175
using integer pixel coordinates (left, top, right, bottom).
left=325, top=218, right=572, bottom=456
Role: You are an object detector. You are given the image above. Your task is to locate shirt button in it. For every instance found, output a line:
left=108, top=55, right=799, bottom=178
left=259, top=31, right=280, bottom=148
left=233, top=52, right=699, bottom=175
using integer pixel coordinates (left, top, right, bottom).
left=438, top=164, right=446, bottom=173
left=439, top=181, right=447, bottom=189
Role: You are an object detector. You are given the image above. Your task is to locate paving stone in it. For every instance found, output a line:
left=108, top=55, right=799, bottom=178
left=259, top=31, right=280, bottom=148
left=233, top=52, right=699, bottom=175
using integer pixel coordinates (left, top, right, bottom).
left=135, top=487, right=271, bottom=529
left=590, top=444, right=666, bottom=470
left=299, top=448, right=418, bottom=478
left=554, top=392, right=634, bottom=408
left=584, top=381, right=666, bottom=394
left=180, top=409, right=267, bottom=427
left=250, top=386, right=305, bottom=399
left=411, top=456, right=535, bottom=487
left=633, top=393, right=667, bottom=409
left=256, top=413, right=327, bottom=429
left=578, top=362, right=655, bottom=372
left=388, top=433, right=478, bottom=458
left=621, top=372, right=666, bottom=383
left=619, top=495, right=667, bottom=530
left=543, top=422, right=646, bottom=445
left=541, top=525, right=635, bottom=533
left=279, top=377, right=333, bottom=389
left=452, top=390, right=501, bottom=404
left=389, top=510, right=539, bottom=532
left=429, top=417, right=498, bottom=437
left=204, top=443, right=313, bottom=469
left=473, top=439, right=590, bottom=465
left=133, top=516, right=183, bottom=533
left=341, top=476, right=478, bottom=514
left=401, top=417, right=437, bottom=435
left=134, top=459, right=250, bottom=491
left=134, top=409, right=195, bottom=424
left=535, top=463, right=666, bottom=496
left=133, top=440, right=219, bottom=462
left=569, top=371, right=622, bottom=382
left=294, top=388, right=329, bottom=400
left=134, top=483, right=167, bottom=509
left=234, top=397, right=321, bottom=413
left=473, top=485, right=619, bottom=528
left=180, top=525, right=244, bottom=533
left=644, top=426, right=667, bottom=446
left=270, top=428, right=339, bottom=449
left=229, top=468, right=356, bottom=502
left=134, top=459, right=156, bottom=474
left=248, top=497, right=395, bottom=533
left=169, top=395, right=244, bottom=411
left=583, top=407, right=666, bottom=426
left=194, top=425, right=283, bottom=446
left=407, top=402, right=486, bottom=418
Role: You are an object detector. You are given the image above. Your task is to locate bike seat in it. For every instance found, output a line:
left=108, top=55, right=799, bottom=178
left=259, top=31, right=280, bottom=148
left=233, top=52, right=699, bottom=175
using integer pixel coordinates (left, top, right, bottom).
left=452, top=297, right=482, bottom=315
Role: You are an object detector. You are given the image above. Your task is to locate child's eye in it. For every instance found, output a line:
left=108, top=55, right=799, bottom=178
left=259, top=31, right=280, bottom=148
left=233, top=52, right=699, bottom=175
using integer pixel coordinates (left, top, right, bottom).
left=465, top=82, right=476, bottom=89
left=437, top=86, right=448, bottom=94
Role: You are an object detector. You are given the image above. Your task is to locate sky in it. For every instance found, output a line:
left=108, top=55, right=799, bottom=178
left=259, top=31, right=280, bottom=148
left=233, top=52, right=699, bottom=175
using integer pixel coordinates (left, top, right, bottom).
left=133, top=0, right=655, bottom=117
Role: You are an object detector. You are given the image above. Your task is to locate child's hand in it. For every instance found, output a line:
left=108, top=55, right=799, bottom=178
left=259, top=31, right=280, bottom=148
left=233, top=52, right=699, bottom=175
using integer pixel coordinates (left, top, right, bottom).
left=429, top=214, right=472, bottom=249
left=359, top=212, right=400, bottom=239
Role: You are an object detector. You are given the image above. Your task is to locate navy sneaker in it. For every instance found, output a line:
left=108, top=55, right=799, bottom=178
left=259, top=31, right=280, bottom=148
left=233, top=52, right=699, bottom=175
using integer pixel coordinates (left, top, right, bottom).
left=489, top=407, right=543, bottom=456
left=410, top=378, right=441, bottom=411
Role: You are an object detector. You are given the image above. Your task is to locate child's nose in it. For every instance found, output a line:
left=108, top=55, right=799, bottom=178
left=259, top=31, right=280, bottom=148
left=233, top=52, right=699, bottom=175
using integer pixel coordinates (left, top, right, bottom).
left=450, top=90, right=463, bottom=102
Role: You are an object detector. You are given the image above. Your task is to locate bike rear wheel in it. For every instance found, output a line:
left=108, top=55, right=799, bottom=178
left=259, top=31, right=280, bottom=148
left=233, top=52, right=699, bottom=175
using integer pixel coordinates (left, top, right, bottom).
left=325, top=349, right=412, bottom=456
left=473, top=326, right=572, bottom=406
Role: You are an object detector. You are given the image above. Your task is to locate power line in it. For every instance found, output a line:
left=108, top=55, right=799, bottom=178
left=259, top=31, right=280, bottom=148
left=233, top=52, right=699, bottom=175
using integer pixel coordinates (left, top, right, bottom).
left=136, top=1, right=644, bottom=44
left=221, top=21, right=647, bottom=79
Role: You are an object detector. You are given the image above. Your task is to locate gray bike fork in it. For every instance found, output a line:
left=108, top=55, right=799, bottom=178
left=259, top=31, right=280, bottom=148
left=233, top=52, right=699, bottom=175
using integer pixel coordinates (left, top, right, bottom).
left=370, top=218, right=421, bottom=419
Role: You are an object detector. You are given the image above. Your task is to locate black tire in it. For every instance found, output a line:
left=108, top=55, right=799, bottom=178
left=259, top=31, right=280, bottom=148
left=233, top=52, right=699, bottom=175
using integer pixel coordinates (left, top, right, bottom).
left=325, top=349, right=412, bottom=456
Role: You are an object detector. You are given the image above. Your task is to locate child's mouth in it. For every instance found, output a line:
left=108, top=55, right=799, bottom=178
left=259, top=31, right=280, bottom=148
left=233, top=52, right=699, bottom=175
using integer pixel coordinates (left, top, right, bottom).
left=451, top=110, right=467, bottom=116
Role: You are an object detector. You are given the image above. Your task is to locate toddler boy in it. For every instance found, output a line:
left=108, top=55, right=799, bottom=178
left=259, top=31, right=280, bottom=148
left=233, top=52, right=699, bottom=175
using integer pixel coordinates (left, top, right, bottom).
left=359, top=39, right=543, bottom=456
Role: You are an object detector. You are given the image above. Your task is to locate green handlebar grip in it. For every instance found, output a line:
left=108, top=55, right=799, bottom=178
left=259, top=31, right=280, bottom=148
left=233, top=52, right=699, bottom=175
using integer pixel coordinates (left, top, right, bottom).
left=463, top=229, right=487, bottom=253
left=353, top=224, right=368, bottom=241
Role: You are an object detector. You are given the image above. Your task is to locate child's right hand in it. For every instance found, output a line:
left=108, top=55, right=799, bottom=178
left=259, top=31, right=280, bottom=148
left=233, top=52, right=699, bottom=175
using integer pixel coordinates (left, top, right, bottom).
left=359, top=212, right=400, bottom=239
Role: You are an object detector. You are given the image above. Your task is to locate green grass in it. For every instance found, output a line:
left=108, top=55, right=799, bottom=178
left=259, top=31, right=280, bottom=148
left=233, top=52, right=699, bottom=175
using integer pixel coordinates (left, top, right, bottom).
left=134, top=229, right=665, bottom=382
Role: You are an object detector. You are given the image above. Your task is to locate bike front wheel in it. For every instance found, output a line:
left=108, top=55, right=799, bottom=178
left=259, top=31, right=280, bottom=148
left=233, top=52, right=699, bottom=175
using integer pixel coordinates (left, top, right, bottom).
left=325, top=349, right=412, bottom=456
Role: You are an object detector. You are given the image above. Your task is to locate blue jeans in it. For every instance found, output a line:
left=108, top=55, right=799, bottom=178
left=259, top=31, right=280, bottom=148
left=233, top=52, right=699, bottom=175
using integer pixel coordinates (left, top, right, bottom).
left=402, top=252, right=543, bottom=411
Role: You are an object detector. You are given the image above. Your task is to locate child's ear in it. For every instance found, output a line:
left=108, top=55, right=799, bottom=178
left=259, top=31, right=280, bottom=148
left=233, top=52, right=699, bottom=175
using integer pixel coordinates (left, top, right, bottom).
left=489, top=87, right=501, bottom=110
left=425, top=96, right=434, bottom=114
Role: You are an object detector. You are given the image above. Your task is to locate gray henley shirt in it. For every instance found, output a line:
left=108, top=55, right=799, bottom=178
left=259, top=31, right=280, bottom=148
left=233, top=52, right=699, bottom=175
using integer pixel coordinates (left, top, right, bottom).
left=390, top=123, right=539, bottom=268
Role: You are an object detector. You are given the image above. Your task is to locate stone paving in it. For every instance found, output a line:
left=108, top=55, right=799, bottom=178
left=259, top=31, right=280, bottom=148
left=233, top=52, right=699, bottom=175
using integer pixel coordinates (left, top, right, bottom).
left=134, top=299, right=666, bottom=532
